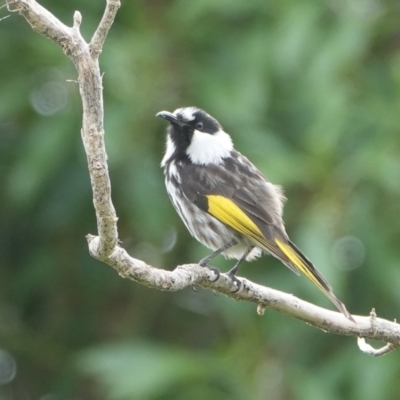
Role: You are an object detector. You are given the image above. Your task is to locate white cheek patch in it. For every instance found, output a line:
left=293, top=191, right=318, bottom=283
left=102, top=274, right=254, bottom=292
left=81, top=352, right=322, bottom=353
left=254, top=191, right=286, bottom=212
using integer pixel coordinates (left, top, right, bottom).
left=161, top=136, right=176, bottom=167
left=186, top=129, right=233, bottom=165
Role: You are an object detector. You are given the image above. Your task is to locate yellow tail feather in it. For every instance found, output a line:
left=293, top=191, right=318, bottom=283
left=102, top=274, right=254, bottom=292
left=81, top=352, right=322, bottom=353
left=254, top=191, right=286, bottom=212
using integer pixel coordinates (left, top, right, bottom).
left=274, top=238, right=327, bottom=293
left=275, top=238, right=355, bottom=322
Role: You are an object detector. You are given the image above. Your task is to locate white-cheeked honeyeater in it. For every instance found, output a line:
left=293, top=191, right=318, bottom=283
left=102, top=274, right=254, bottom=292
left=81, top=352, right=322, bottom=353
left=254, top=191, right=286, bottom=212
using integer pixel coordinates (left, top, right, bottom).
left=157, top=107, right=354, bottom=322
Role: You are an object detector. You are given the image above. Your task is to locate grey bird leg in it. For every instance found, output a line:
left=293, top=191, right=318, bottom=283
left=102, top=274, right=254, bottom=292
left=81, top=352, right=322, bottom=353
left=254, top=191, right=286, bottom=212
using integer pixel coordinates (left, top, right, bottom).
left=198, top=239, right=237, bottom=266
left=227, top=246, right=254, bottom=292
left=198, top=239, right=237, bottom=282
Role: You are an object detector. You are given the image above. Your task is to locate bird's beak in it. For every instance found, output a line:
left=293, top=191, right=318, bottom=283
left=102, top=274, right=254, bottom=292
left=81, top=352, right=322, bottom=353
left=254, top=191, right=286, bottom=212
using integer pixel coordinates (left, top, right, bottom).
left=156, top=111, right=186, bottom=127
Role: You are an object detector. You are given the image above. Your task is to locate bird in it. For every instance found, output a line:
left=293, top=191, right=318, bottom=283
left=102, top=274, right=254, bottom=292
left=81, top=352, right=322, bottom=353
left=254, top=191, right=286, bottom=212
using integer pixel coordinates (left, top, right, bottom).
left=157, top=106, right=354, bottom=322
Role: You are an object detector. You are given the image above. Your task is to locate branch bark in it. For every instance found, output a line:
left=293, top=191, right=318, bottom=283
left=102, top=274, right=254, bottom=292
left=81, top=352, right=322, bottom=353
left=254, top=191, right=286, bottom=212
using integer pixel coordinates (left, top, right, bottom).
left=7, top=0, right=400, bottom=355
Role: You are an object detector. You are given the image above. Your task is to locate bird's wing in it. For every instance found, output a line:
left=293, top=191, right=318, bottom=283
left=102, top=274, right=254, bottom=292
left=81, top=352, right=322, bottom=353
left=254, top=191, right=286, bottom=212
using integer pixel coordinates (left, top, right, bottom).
left=179, top=155, right=277, bottom=234
left=179, top=156, right=301, bottom=274
left=204, top=193, right=301, bottom=275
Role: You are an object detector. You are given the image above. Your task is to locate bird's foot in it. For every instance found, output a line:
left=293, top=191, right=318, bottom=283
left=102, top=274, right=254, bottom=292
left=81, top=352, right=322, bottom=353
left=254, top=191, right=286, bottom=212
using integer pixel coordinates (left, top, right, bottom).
left=227, top=271, right=242, bottom=293
left=198, top=262, right=220, bottom=282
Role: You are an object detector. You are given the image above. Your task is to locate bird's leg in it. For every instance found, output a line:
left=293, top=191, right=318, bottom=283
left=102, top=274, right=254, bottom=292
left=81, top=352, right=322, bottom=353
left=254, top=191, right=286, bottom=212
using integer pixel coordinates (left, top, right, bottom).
left=227, top=246, right=254, bottom=291
left=198, top=239, right=237, bottom=281
left=198, top=239, right=237, bottom=266
left=227, top=246, right=254, bottom=277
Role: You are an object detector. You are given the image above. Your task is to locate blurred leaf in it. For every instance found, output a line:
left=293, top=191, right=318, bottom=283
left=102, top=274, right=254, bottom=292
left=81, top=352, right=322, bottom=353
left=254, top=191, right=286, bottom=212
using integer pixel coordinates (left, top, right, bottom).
left=77, top=341, right=221, bottom=400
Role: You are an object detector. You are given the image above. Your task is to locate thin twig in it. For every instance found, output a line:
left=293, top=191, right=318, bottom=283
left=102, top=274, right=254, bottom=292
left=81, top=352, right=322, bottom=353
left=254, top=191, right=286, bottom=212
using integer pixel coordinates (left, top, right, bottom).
left=357, top=338, right=395, bottom=357
left=3, top=0, right=15, bottom=11
left=90, top=0, right=121, bottom=59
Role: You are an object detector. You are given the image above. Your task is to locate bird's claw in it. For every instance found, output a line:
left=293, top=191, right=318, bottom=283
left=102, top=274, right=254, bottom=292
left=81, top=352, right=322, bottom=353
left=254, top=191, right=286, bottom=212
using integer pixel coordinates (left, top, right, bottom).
left=199, top=263, right=220, bottom=282
left=227, top=272, right=242, bottom=293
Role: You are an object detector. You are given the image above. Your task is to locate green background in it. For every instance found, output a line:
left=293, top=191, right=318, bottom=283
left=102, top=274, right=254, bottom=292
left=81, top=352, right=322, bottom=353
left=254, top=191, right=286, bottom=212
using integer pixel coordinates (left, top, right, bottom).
left=1, top=0, right=400, bottom=399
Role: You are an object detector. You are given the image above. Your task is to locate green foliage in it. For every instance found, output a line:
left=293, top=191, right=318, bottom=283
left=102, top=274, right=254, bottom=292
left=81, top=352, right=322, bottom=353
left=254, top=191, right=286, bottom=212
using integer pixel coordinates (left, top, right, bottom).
left=1, top=0, right=400, bottom=399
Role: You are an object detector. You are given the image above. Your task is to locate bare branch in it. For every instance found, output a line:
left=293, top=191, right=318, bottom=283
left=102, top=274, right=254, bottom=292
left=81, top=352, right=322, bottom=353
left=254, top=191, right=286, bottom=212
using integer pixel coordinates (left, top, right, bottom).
left=6, top=0, right=72, bottom=52
left=7, top=0, right=119, bottom=253
left=7, top=0, right=400, bottom=355
left=87, top=234, right=400, bottom=349
left=73, top=10, right=82, bottom=30
left=90, top=0, right=121, bottom=59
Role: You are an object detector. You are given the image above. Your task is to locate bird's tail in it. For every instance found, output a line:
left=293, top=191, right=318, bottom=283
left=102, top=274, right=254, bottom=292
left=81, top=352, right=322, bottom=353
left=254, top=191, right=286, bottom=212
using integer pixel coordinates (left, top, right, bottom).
left=274, top=238, right=355, bottom=323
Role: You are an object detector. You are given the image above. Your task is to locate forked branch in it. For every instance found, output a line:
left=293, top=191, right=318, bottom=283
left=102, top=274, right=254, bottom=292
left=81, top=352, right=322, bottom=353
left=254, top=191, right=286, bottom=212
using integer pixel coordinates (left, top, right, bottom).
left=6, top=0, right=400, bottom=355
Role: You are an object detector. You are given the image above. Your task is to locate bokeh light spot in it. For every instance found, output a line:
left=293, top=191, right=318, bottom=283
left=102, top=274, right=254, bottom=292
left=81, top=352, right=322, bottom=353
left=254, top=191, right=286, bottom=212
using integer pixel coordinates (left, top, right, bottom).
left=0, top=350, right=17, bottom=385
left=30, top=81, right=68, bottom=116
left=332, top=236, right=365, bottom=271
left=162, top=227, right=177, bottom=253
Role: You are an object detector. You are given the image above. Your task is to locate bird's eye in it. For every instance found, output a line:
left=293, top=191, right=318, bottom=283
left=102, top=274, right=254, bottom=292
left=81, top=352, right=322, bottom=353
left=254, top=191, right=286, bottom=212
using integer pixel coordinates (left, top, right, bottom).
left=195, top=122, right=203, bottom=130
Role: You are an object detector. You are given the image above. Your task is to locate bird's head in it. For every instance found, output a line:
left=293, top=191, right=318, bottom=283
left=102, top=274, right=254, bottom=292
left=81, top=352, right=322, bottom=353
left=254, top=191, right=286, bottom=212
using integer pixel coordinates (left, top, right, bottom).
left=157, top=107, right=233, bottom=165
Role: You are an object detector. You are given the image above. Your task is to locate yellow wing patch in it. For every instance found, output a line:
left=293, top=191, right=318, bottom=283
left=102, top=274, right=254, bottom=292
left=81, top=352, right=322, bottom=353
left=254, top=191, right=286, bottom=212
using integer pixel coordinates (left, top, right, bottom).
left=206, top=195, right=263, bottom=239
